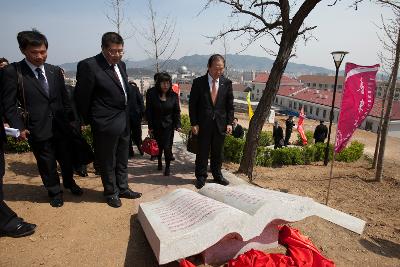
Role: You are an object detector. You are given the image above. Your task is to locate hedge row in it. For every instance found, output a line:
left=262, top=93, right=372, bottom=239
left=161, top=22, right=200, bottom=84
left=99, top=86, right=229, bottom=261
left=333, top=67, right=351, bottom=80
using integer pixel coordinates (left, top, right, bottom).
left=223, top=134, right=364, bottom=166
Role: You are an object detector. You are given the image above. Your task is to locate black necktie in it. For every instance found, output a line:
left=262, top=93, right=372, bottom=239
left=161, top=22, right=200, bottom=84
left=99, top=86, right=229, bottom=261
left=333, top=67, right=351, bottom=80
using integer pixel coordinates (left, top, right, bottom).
left=35, top=67, right=49, bottom=96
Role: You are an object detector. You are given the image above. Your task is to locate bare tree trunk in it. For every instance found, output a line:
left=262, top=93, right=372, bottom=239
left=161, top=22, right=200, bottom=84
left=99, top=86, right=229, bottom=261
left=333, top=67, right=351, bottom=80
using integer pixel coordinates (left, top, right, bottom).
left=238, top=38, right=295, bottom=179
left=375, top=26, right=400, bottom=182
left=372, top=74, right=391, bottom=169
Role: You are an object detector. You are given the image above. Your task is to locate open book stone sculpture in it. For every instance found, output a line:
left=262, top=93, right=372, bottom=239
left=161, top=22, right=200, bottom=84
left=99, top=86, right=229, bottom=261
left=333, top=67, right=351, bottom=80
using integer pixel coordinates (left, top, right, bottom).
left=138, top=183, right=366, bottom=265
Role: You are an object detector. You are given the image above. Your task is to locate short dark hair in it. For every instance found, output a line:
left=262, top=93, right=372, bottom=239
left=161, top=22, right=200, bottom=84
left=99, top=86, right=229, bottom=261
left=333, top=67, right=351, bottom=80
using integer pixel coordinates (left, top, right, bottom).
left=320, top=120, right=324, bottom=124
left=17, top=30, right=48, bottom=50
left=207, top=54, right=225, bottom=68
left=155, top=72, right=172, bottom=95
left=0, top=57, right=9, bottom=64
left=153, top=72, right=160, bottom=82
left=101, top=32, right=124, bottom=48
left=234, top=117, right=238, bottom=121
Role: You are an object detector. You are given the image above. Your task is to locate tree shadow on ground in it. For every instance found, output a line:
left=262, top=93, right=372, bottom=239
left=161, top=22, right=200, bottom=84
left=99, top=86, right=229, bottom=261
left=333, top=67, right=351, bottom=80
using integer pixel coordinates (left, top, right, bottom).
left=7, top=161, right=39, bottom=177
left=359, top=237, right=400, bottom=259
left=3, top=183, right=105, bottom=204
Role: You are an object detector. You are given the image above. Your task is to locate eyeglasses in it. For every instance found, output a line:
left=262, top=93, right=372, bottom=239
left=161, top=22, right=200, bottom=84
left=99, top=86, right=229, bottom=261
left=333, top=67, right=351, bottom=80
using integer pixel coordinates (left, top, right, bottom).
left=107, top=49, right=124, bottom=56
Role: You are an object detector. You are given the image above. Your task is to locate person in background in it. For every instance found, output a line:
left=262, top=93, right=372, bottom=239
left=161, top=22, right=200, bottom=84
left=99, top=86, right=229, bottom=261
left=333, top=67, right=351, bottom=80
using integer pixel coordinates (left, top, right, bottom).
left=61, top=68, right=88, bottom=177
left=74, top=32, right=141, bottom=208
left=284, top=115, right=295, bottom=146
left=0, top=57, right=36, bottom=237
left=189, top=54, right=234, bottom=189
left=273, top=121, right=284, bottom=149
left=128, top=80, right=144, bottom=158
left=314, top=120, right=328, bottom=143
left=1, top=30, right=82, bottom=208
left=146, top=72, right=181, bottom=176
left=0, top=58, right=9, bottom=69
left=232, top=117, right=244, bottom=139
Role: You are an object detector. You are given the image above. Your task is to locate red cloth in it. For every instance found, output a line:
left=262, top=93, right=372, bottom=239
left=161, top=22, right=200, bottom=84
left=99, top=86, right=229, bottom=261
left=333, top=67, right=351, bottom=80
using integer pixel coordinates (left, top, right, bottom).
left=180, top=259, right=196, bottom=267
left=279, top=225, right=335, bottom=267
left=228, top=249, right=296, bottom=267
left=297, top=107, right=307, bottom=145
left=181, top=226, right=335, bottom=267
left=226, top=226, right=335, bottom=267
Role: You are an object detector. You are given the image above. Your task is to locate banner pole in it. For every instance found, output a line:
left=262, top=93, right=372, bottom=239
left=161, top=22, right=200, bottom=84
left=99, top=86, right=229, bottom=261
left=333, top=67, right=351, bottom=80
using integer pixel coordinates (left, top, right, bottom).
left=325, top=150, right=336, bottom=205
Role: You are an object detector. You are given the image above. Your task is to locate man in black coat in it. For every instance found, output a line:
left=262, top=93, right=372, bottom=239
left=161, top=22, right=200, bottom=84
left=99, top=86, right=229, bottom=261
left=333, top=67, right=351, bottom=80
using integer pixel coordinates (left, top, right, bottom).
left=189, top=54, right=234, bottom=189
left=74, top=32, right=141, bottom=208
left=232, top=117, right=244, bottom=139
left=128, top=81, right=144, bottom=158
left=0, top=59, right=36, bottom=237
left=314, top=120, right=328, bottom=143
left=1, top=30, right=82, bottom=208
left=284, top=115, right=295, bottom=146
left=272, top=121, right=284, bottom=149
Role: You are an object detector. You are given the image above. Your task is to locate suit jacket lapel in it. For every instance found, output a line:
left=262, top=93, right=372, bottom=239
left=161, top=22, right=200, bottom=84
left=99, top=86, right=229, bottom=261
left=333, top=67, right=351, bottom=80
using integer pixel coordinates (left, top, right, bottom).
left=203, top=75, right=214, bottom=106
left=96, top=53, right=124, bottom=90
left=44, top=64, right=56, bottom=100
left=20, top=60, right=49, bottom=99
left=215, top=77, right=225, bottom=106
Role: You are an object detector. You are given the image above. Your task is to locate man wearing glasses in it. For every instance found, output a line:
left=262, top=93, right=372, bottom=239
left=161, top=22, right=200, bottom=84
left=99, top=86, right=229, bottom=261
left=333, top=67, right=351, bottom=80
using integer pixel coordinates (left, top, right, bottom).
left=75, top=32, right=142, bottom=208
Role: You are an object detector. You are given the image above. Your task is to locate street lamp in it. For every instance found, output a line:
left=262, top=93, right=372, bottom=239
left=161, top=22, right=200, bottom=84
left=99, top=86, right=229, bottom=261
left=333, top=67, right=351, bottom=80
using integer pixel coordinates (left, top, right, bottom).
left=324, top=51, right=348, bottom=166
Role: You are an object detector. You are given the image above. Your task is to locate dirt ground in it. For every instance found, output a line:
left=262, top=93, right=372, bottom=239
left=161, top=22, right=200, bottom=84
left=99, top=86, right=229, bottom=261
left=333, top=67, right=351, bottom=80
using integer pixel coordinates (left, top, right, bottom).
left=0, top=108, right=399, bottom=267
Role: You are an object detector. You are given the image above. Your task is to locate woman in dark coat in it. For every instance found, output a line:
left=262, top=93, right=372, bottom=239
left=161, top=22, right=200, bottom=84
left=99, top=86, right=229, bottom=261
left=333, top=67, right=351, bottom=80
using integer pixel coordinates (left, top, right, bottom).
left=146, top=72, right=181, bottom=176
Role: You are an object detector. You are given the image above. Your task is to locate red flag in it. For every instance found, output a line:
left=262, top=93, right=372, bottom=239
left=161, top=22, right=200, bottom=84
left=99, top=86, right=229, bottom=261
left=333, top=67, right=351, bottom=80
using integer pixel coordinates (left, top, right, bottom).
left=297, top=107, right=307, bottom=145
left=172, top=83, right=181, bottom=108
left=335, top=63, right=379, bottom=153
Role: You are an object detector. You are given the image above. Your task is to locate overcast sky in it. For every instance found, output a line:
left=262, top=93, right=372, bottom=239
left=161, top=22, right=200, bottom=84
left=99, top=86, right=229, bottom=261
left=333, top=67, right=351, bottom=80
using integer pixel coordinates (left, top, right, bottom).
left=0, top=0, right=394, bottom=70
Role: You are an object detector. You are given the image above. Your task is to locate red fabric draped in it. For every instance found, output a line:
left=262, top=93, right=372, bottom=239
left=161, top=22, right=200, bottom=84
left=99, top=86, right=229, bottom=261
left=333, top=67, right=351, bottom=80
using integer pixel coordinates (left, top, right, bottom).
left=180, top=226, right=335, bottom=267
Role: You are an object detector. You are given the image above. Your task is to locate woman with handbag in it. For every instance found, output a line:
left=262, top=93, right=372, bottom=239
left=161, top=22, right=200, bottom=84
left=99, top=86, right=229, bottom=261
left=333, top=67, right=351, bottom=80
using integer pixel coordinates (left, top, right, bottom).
left=145, top=72, right=181, bottom=176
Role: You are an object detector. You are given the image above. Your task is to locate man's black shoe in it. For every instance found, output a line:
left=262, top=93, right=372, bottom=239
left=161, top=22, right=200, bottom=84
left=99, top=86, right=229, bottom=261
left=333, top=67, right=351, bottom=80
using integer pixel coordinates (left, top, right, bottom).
left=50, top=194, right=64, bottom=208
left=119, top=189, right=142, bottom=199
left=0, top=222, right=37, bottom=238
left=195, top=177, right=206, bottom=189
left=65, top=183, right=83, bottom=196
left=170, top=155, right=175, bottom=161
left=214, top=177, right=230, bottom=186
left=107, top=196, right=122, bottom=208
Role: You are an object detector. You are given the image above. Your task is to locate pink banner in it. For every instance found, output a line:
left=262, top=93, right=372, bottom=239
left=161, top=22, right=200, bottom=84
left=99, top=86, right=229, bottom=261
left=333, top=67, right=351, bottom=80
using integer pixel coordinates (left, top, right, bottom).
left=335, top=63, right=379, bottom=153
left=297, top=107, right=307, bottom=145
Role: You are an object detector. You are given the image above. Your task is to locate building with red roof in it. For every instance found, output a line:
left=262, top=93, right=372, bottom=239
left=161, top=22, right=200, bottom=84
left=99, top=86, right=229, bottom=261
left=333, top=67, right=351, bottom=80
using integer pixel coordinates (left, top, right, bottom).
left=252, top=73, right=400, bottom=138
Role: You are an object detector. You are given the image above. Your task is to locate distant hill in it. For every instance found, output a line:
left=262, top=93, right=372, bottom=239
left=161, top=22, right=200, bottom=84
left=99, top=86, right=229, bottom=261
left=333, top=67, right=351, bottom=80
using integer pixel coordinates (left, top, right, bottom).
left=60, top=54, right=335, bottom=76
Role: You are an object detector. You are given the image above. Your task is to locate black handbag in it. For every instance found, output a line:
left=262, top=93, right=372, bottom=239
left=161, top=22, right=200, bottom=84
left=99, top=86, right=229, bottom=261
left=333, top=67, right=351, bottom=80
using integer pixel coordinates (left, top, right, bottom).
left=70, top=126, right=94, bottom=166
left=14, top=62, right=29, bottom=127
left=186, top=131, right=198, bottom=154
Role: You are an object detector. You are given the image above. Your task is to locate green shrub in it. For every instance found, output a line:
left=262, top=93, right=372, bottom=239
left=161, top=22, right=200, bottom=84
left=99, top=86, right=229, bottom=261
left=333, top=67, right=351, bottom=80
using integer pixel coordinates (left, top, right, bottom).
left=255, top=146, right=273, bottom=167
left=314, top=142, right=331, bottom=161
left=290, top=147, right=305, bottom=165
left=223, top=135, right=244, bottom=163
left=179, top=114, right=191, bottom=144
left=5, top=136, right=31, bottom=153
left=259, top=131, right=273, bottom=146
left=296, top=130, right=314, bottom=146
left=303, top=145, right=316, bottom=165
left=336, top=141, right=364, bottom=162
left=271, top=147, right=292, bottom=166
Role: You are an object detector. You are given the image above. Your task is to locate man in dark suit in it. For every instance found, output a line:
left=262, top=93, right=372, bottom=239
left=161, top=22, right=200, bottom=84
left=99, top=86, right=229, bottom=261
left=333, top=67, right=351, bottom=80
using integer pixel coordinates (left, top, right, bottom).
left=128, top=81, right=144, bottom=158
left=74, top=32, right=141, bottom=208
left=1, top=30, right=82, bottom=208
left=314, top=120, right=328, bottom=143
left=284, top=115, right=295, bottom=146
left=273, top=121, right=284, bottom=149
left=232, top=117, right=244, bottom=139
left=0, top=59, right=36, bottom=237
left=189, top=54, right=234, bottom=189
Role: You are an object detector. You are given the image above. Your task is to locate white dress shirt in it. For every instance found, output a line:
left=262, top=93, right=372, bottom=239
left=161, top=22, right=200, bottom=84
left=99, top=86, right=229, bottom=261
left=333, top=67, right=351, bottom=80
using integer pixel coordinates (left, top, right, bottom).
left=113, top=64, right=128, bottom=104
left=208, top=73, right=219, bottom=92
left=25, top=59, right=47, bottom=82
